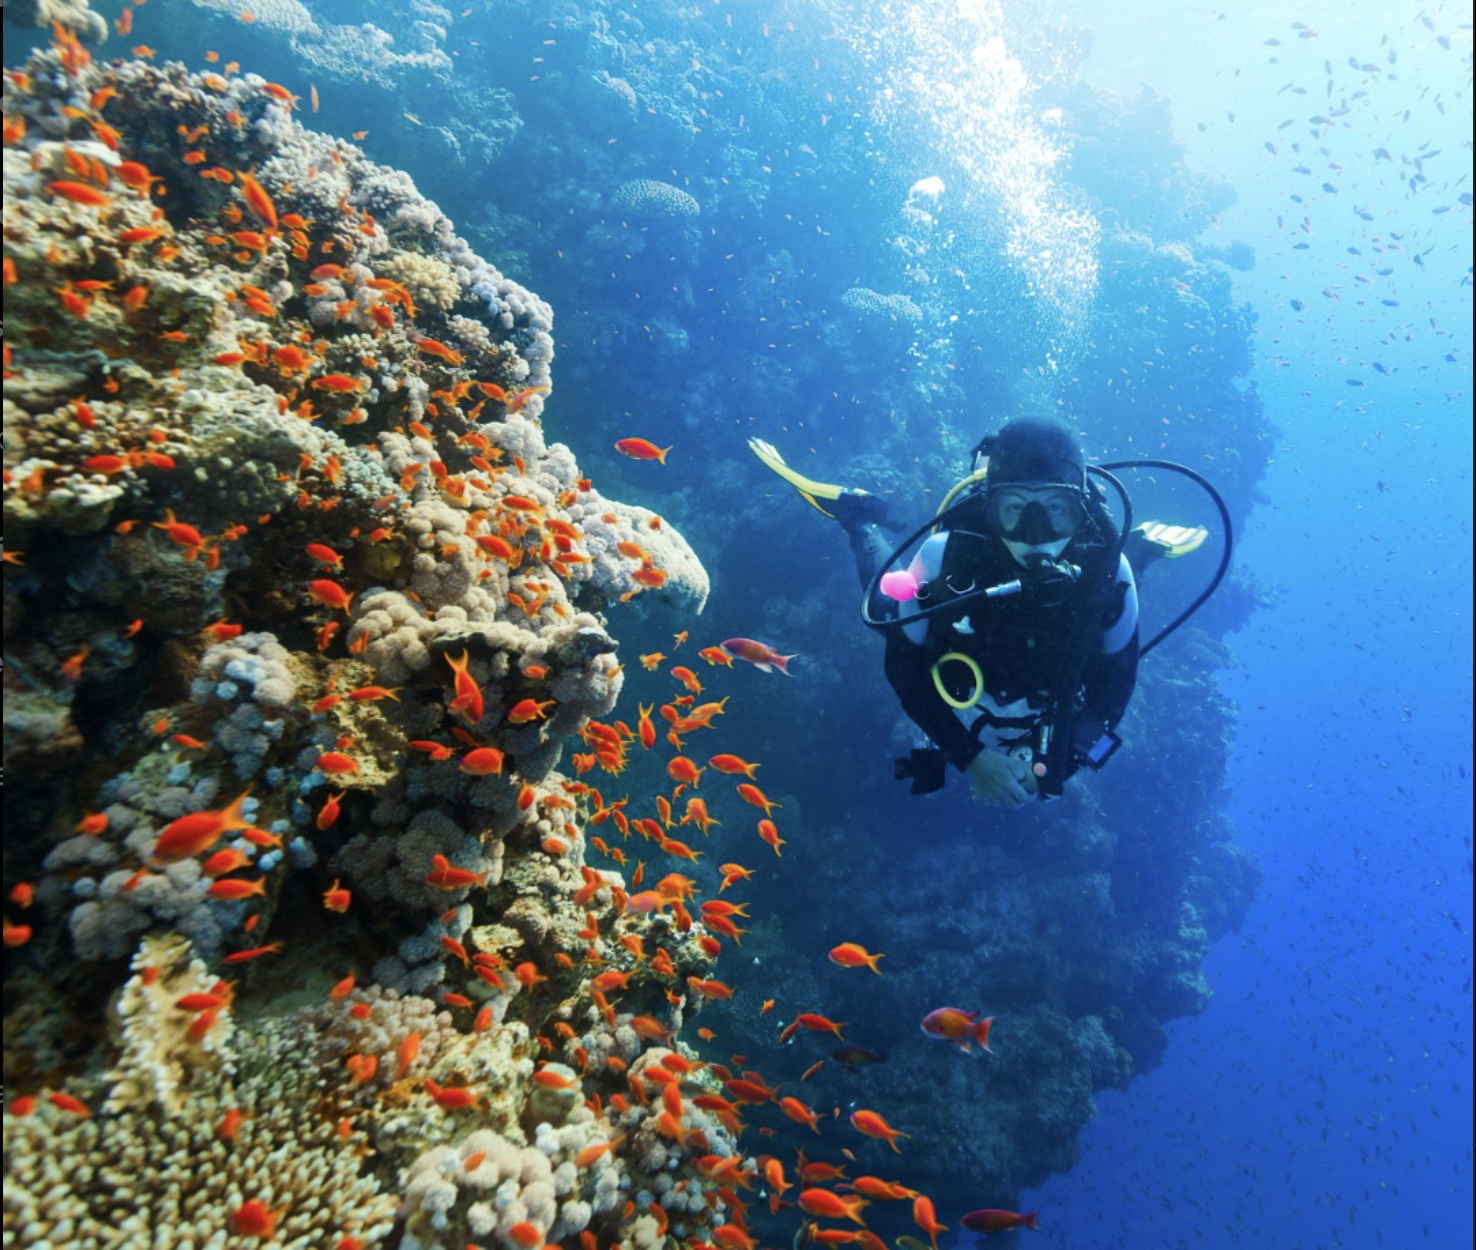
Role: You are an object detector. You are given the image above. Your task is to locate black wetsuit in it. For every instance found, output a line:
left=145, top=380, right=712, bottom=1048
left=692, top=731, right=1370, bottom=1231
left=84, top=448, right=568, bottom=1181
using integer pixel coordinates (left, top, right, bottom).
left=873, top=516, right=1139, bottom=775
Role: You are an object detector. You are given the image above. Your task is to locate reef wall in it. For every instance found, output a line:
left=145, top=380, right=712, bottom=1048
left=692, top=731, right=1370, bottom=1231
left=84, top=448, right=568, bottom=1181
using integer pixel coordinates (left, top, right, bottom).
left=3, top=1, right=1269, bottom=1240
left=0, top=33, right=755, bottom=1250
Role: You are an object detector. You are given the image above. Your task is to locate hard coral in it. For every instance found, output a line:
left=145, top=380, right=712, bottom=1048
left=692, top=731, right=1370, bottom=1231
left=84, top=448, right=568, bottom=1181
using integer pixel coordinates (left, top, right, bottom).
left=609, top=178, right=702, bottom=221
left=104, top=932, right=235, bottom=1115
left=3, top=1016, right=397, bottom=1246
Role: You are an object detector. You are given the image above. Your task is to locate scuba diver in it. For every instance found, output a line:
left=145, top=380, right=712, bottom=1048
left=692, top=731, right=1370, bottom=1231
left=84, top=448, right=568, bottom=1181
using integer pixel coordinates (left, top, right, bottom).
left=750, top=416, right=1227, bottom=808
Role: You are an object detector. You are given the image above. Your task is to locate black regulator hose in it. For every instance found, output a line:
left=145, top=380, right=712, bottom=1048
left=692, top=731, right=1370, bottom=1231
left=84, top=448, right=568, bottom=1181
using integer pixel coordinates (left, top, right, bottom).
left=860, top=458, right=1232, bottom=657
left=1098, top=459, right=1234, bottom=658
left=860, top=465, right=1132, bottom=631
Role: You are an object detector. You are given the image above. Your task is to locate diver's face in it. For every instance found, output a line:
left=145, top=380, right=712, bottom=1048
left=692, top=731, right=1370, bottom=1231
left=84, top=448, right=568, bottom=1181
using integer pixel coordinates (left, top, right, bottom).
left=989, top=486, right=1082, bottom=566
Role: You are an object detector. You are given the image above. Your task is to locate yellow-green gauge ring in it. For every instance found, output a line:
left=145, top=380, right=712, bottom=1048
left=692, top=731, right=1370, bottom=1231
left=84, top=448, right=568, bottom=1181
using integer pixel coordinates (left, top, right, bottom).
left=930, top=651, right=984, bottom=709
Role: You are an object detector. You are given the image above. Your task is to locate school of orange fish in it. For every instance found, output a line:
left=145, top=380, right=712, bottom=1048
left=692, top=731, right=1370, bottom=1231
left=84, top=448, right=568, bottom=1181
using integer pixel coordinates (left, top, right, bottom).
left=0, top=16, right=1036, bottom=1247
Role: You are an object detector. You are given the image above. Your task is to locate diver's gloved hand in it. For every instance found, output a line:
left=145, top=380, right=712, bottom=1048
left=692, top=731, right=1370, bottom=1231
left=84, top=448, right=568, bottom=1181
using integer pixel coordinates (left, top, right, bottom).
left=965, top=748, right=1036, bottom=810
left=828, top=489, right=900, bottom=533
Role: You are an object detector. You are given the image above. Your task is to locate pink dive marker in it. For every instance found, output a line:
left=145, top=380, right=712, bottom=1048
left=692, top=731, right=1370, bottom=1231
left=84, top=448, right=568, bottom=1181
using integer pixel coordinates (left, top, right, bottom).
left=879, top=570, right=919, bottom=601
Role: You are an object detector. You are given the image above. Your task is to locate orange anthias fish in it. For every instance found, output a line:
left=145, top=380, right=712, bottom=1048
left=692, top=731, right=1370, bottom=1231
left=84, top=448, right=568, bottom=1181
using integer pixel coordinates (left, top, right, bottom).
left=238, top=170, right=278, bottom=232
left=849, top=1108, right=910, bottom=1153
left=666, top=756, right=703, bottom=787
left=828, top=943, right=884, bottom=974
left=507, top=697, right=555, bottom=725
left=152, top=788, right=255, bottom=862
left=757, top=819, right=785, bottom=856
left=794, top=1012, right=846, bottom=1038
left=780, top=1096, right=823, bottom=1134
left=911, top=1195, right=948, bottom=1250
left=670, top=665, right=703, bottom=694
left=614, top=437, right=672, bottom=463
left=708, top=753, right=759, bottom=779
left=798, top=1189, right=869, bottom=1227
left=736, top=784, right=781, bottom=817
left=445, top=650, right=484, bottom=723
left=230, top=1200, right=284, bottom=1238
left=920, top=1007, right=995, bottom=1054
left=308, top=579, right=353, bottom=612
left=459, top=747, right=505, bottom=776
left=720, top=637, right=799, bottom=675
left=426, top=854, right=487, bottom=891
left=206, top=877, right=267, bottom=901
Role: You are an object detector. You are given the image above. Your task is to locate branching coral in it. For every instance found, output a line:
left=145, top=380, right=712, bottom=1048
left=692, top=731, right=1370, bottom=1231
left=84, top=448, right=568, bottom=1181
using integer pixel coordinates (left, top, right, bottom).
left=104, top=932, right=235, bottom=1115
left=4, top=937, right=398, bottom=1245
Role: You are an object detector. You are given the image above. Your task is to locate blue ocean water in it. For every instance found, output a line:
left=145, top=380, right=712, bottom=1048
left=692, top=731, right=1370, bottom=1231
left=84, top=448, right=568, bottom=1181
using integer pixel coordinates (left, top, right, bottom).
left=2, top=0, right=1469, bottom=1246
left=1022, top=7, right=1474, bottom=1246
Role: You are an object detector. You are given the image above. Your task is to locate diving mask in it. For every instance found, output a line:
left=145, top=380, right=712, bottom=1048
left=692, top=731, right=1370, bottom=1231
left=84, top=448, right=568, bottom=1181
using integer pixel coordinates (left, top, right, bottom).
left=985, top=484, right=1085, bottom=564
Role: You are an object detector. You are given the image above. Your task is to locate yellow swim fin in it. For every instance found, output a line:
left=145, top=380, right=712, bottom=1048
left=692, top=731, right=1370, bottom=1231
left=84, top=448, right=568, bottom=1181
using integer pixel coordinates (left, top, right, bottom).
left=1135, top=521, right=1208, bottom=558
left=747, top=437, right=848, bottom=517
left=1126, top=521, right=1209, bottom=569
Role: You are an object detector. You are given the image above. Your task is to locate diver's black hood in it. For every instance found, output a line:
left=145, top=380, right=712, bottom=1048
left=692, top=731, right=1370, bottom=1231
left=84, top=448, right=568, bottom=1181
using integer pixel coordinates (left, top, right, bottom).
left=976, top=416, right=1086, bottom=490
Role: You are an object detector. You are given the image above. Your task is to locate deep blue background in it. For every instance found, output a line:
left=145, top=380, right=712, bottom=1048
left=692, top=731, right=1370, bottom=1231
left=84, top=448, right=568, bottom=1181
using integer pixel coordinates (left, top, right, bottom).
left=7, top=0, right=1467, bottom=1244
left=1021, top=6, right=1473, bottom=1246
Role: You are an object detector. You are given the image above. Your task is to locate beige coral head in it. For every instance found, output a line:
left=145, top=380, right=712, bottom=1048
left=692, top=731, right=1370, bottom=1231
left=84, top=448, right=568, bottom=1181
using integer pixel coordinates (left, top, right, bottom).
left=104, top=931, right=236, bottom=1116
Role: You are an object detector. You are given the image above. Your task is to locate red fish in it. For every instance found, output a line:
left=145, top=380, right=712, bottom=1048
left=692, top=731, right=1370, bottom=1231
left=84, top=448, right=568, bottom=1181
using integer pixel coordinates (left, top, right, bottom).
left=238, top=171, right=278, bottom=232
left=425, top=1079, right=483, bottom=1111
left=911, top=1195, right=947, bottom=1250
left=305, top=542, right=343, bottom=569
left=614, top=437, right=671, bottom=463
left=721, top=637, right=798, bottom=675
left=445, top=650, right=484, bottom=723
left=323, top=879, right=352, bottom=912
left=795, top=1012, right=846, bottom=1038
left=152, top=788, right=255, bottom=862
left=849, top=1108, right=909, bottom=1152
left=780, top=1095, right=823, bottom=1133
left=230, top=1199, right=281, bottom=1237
left=223, top=943, right=284, bottom=964
left=316, top=791, right=344, bottom=830
left=507, top=697, right=555, bottom=725
left=920, top=1007, right=995, bottom=1054
left=417, top=338, right=463, bottom=365
left=427, top=854, right=487, bottom=890
left=459, top=747, right=505, bottom=776
left=667, top=756, right=703, bottom=787
left=206, top=877, right=267, bottom=901
left=961, top=1208, right=1039, bottom=1234
left=737, top=784, right=781, bottom=817
left=48, top=1091, right=92, bottom=1117
left=798, top=1189, right=868, bottom=1226
left=708, top=753, right=759, bottom=778
left=828, top=943, right=884, bottom=974
left=48, top=180, right=111, bottom=208
left=308, top=579, right=353, bottom=612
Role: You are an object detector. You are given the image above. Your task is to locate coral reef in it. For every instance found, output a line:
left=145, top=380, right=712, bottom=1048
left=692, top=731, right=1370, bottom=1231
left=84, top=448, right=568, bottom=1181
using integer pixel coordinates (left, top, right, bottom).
left=0, top=30, right=735, bottom=1249
left=839, top=285, right=924, bottom=323
left=608, top=178, right=702, bottom=222
left=5, top=947, right=400, bottom=1246
left=2, top=0, right=1271, bottom=1237
left=104, top=931, right=235, bottom=1115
